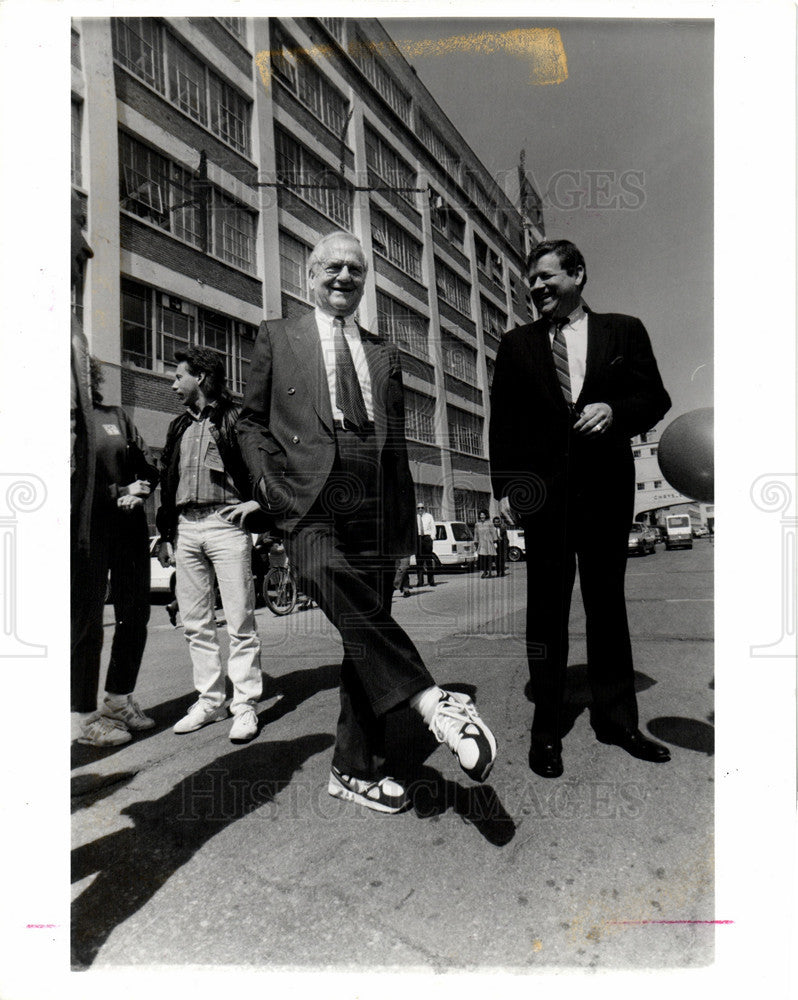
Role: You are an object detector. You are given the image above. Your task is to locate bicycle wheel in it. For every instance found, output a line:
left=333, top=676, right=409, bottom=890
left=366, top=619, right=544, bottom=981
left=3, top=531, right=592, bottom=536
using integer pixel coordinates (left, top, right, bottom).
left=263, top=566, right=297, bottom=616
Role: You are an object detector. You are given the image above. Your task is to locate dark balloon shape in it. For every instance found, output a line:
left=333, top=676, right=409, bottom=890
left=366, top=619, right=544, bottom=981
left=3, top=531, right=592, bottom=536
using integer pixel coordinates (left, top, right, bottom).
left=658, top=408, right=714, bottom=503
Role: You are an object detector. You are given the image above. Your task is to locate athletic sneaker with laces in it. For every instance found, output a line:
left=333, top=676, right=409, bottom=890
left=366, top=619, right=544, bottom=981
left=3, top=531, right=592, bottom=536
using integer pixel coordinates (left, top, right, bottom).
left=173, top=702, right=228, bottom=734
left=101, top=695, right=156, bottom=731
left=229, top=706, right=258, bottom=742
left=77, top=714, right=132, bottom=747
left=328, top=767, right=409, bottom=814
left=428, top=690, right=497, bottom=782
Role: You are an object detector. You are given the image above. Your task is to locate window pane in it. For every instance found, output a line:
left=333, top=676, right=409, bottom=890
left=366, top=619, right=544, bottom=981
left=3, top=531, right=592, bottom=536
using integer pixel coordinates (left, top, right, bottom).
left=167, top=37, right=207, bottom=125
left=121, top=279, right=152, bottom=368
left=112, top=18, right=164, bottom=91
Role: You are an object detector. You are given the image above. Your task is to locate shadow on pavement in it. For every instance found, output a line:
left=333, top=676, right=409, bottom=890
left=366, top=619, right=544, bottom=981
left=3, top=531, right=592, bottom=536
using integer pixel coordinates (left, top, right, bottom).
left=646, top=716, right=715, bottom=756
left=71, top=772, right=139, bottom=813
left=408, top=766, right=516, bottom=847
left=258, top=662, right=340, bottom=726
left=71, top=732, right=334, bottom=970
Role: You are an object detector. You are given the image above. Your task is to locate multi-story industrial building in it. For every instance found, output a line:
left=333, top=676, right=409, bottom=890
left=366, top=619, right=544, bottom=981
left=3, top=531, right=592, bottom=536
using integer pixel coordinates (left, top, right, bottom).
left=632, top=427, right=714, bottom=531
left=71, top=16, right=544, bottom=527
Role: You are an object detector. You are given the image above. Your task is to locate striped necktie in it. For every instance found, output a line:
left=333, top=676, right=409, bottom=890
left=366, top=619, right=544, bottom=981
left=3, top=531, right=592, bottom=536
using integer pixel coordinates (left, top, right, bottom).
left=333, top=316, right=368, bottom=429
left=550, top=317, right=572, bottom=405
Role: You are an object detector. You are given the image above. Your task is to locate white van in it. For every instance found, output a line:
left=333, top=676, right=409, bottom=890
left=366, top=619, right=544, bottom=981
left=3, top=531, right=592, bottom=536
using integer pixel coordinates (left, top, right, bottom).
left=664, top=514, right=693, bottom=550
left=410, top=521, right=477, bottom=571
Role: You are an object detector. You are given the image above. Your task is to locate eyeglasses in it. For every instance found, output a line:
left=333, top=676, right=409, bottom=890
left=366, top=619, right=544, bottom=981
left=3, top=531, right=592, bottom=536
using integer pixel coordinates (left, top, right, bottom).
left=320, top=262, right=365, bottom=279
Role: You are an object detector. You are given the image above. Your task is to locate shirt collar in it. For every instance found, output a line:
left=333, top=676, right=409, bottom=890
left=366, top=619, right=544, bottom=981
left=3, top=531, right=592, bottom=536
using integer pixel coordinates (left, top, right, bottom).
left=315, top=308, right=358, bottom=334
left=552, top=303, right=586, bottom=330
left=186, top=400, right=218, bottom=423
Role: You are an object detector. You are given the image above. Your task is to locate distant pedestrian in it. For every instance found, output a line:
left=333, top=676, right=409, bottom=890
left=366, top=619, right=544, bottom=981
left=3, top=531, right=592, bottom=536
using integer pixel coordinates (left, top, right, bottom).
left=474, top=509, right=497, bottom=578
left=393, top=556, right=412, bottom=598
left=415, top=501, right=436, bottom=587
left=71, top=358, right=159, bottom=746
left=493, top=516, right=508, bottom=577
left=156, top=346, right=268, bottom=743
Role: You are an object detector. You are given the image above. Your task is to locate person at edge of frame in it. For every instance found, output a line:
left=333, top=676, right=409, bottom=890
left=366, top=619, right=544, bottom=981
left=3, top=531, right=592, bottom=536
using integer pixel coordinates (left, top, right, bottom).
left=489, top=238, right=672, bottom=779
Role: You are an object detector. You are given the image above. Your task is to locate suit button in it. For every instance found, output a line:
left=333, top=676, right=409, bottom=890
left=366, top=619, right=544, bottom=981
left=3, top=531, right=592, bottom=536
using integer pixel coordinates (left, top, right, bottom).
left=291, top=435, right=300, bottom=444
left=287, top=387, right=295, bottom=394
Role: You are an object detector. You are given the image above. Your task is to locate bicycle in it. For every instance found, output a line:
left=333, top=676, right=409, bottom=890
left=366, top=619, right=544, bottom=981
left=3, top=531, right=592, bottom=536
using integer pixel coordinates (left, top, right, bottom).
left=262, top=564, right=297, bottom=616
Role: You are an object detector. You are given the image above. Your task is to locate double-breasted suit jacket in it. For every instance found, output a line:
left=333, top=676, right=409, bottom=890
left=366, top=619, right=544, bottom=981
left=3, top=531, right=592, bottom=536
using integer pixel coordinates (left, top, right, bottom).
left=237, top=310, right=416, bottom=556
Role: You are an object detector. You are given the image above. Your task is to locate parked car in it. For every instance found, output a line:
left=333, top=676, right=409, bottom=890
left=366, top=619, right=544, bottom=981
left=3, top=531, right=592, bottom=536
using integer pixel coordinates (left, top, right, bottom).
left=692, top=525, right=710, bottom=538
left=628, top=523, right=656, bottom=556
left=149, top=536, right=176, bottom=596
left=664, top=514, right=693, bottom=550
left=410, top=521, right=476, bottom=571
left=506, top=527, right=526, bottom=562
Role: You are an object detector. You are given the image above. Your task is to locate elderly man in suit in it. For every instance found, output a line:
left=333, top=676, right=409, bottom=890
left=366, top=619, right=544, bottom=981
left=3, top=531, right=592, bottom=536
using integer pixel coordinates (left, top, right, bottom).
left=489, top=239, right=672, bottom=779
left=237, top=231, right=496, bottom=813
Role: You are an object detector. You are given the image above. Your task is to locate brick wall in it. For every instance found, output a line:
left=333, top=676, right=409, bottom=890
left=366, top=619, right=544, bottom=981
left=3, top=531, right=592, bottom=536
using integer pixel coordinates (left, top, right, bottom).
left=450, top=453, right=490, bottom=475
left=274, top=83, right=355, bottom=169
left=122, top=368, right=181, bottom=416
left=444, top=374, right=482, bottom=406
left=432, top=227, right=469, bottom=272
left=437, top=299, right=476, bottom=337
left=188, top=17, right=252, bottom=74
left=406, top=443, right=443, bottom=466
left=398, top=350, right=435, bottom=386
left=373, top=256, right=429, bottom=308
left=120, top=215, right=263, bottom=306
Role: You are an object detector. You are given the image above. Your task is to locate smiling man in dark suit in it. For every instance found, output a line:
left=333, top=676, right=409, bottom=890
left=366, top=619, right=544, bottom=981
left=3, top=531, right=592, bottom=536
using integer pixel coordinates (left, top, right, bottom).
left=489, top=239, right=672, bottom=778
left=237, top=231, right=497, bottom=813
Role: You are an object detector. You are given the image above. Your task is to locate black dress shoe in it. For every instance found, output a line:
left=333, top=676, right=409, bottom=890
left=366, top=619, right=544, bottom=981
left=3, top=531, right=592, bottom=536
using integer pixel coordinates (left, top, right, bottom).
left=595, top=727, right=671, bottom=763
left=529, top=742, right=564, bottom=778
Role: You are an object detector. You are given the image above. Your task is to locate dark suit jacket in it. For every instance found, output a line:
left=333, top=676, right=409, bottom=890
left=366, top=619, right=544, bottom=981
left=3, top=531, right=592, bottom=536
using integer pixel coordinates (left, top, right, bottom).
left=237, top=311, right=416, bottom=556
left=489, top=310, right=670, bottom=520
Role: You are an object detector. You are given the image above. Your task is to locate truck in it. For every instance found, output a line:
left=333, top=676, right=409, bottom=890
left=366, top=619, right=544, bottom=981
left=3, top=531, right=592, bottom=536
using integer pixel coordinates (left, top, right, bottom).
left=664, top=514, right=693, bottom=550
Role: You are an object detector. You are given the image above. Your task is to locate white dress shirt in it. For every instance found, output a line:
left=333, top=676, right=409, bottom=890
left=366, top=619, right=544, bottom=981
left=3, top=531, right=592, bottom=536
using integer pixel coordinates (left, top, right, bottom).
left=548, top=303, right=588, bottom=402
left=314, top=308, right=374, bottom=422
left=416, top=510, right=435, bottom=537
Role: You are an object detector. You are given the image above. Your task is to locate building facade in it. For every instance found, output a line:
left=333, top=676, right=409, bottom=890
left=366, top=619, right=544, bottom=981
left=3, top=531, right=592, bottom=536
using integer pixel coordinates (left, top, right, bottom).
left=632, top=427, right=714, bottom=530
left=71, top=16, right=544, bottom=528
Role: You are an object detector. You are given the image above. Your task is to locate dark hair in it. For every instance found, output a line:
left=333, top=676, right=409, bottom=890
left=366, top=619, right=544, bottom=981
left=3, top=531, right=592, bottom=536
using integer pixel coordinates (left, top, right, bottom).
left=527, top=239, right=587, bottom=290
left=478, top=508, right=489, bottom=519
left=174, top=346, right=227, bottom=399
left=88, top=355, right=105, bottom=405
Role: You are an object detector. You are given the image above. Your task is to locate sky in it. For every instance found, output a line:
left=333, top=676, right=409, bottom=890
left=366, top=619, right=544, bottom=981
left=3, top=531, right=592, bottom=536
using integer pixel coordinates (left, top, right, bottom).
left=384, top=17, right=714, bottom=420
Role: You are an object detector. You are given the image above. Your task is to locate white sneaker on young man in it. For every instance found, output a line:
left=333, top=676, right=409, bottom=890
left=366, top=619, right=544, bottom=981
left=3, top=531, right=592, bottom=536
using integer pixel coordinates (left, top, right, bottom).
left=428, top=690, right=497, bottom=782
left=77, top=714, right=132, bottom=747
left=328, top=767, right=409, bottom=814
left=101, top=695, right=156, bottom=731
left=229, top=706, right=258, bottom=742
left=173, top=702, right=228, bottom=734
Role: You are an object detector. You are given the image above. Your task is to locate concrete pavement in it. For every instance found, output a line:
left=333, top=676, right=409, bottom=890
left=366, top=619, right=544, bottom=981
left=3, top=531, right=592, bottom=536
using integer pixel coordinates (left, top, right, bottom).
left=71, top=541, right=714, bottom=971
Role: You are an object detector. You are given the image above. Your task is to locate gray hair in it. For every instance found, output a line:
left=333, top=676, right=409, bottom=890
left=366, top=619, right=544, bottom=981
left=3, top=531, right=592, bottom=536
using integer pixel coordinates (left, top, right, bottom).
left=308, top=231, right=368, bottom=277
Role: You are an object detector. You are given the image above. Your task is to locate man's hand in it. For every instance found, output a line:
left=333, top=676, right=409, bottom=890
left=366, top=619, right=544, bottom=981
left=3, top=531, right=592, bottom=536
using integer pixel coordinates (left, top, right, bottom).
left=157, top=541, right=174, bottom=568
left=499, top=495, right=517, bottom=526
left=125, top=479, right=152, bottom=498
left=221, top=499, right=261, bottom=527
left=574, top=402, right=613, bottom=436
left=117, top=494, right=144, bottom=512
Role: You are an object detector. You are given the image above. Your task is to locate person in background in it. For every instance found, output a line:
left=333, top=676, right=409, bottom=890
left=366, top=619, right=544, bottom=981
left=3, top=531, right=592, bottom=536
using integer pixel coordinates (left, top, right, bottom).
left=474, top=509, right=498, bottom=578
left=493, top=516, right=509, bottom=577
left=156, top=347, right=267, bottom=743
left=415, top=501, right=436, bottom=588
left=393, top=555, right=412, bottom=598
left=71, top=358, right=159, bottom=746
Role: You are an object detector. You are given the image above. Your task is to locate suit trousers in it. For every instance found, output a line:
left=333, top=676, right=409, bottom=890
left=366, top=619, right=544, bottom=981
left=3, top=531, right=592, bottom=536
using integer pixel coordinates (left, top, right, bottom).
left=71, top=504, right=150, bottom=713
left=286, top=423, right=434, bottom=780
left=523, top=463, right=638, bottom=747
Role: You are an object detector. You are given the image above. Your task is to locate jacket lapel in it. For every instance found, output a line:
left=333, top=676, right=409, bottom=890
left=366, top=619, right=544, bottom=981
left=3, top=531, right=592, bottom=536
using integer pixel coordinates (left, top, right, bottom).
left=578, top=310, right=612, bottom=406
left=359, top=327, right=388, bottom=450
left=287, top=310, right=334, bottom=432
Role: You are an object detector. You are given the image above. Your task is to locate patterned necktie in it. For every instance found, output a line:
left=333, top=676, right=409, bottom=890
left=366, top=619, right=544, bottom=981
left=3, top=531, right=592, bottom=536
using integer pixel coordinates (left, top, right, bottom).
left=551, top=317, right=572, bottom=404
left=333, top=316, right=368, bottom=429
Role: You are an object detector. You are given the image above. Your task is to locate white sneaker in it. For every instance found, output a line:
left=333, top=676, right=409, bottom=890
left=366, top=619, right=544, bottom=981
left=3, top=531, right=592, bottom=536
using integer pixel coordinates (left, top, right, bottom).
left=101, top=695, right=156, bottom=731
left=173, top=702, right=228, bottom=734
left=77, top=714, right=132, bottom=747
left=229, top=707, right=258, bottom=742
left=428, top=690, right=497, bottom=782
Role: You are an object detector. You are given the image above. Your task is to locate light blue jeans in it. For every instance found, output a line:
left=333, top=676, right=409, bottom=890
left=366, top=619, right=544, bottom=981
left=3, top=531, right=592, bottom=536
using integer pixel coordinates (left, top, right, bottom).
left=175, top=508, right=262, bottom=713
